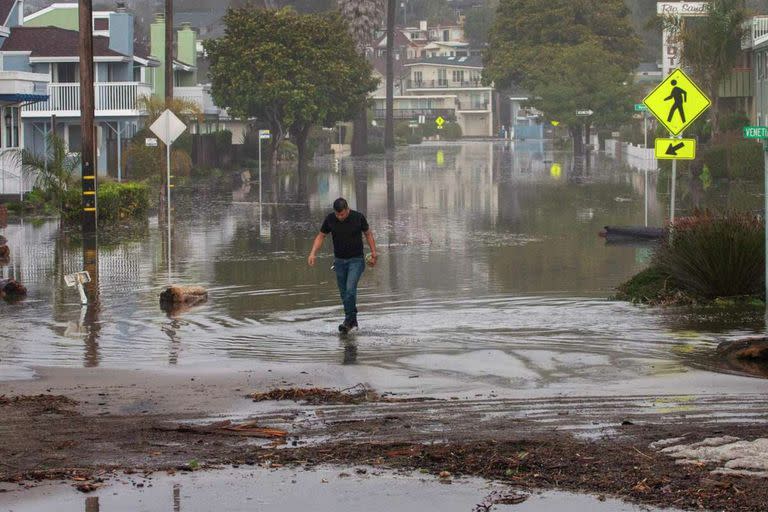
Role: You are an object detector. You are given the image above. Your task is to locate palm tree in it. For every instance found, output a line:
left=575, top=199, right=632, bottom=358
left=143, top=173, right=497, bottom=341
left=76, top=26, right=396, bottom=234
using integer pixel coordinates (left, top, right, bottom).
left=667, top=0, right=748, bottom=138
left=19, top=133, right=80, bottom=216
left=338, top=0, right=384, bottom=156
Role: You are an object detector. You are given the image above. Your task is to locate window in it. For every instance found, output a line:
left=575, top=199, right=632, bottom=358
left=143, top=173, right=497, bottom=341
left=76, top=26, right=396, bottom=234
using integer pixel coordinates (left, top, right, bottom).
left=56, top=62, right=77, bottom=83
left=438, top=68, right=447, bottom=86
left=759, top=53, right=763, bottom=80
left=443, top=29, right=449, bottom=41
left=4, top=107, right=19, bottom=148
left=413, top=70, right=422, bottom=85
left=452, top=70, right=464, bottom=83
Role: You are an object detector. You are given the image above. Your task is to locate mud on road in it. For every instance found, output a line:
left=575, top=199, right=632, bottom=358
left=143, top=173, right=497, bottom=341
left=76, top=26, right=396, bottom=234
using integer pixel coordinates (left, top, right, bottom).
left=3, top=388, right=768, bottom=512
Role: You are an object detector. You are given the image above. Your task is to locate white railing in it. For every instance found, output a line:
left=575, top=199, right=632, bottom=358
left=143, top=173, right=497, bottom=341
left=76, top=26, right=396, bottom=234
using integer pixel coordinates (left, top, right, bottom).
left=23, top=82, right=153, bottom=114
left=742, top=16, right=768, bottom=49
left=0, top=149, right=28, bottom=197
left=175, top=85, right=220, bottom=115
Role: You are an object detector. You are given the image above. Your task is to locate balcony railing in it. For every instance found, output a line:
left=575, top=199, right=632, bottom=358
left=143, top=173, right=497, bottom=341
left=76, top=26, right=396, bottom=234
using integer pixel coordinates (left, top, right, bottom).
left=23, top=82, right=153, bottom=115
left=742, top=16, right=768, bottom=49
left=407, top=79, right=486, bottom=89
left=372, top=108, right=456, bottom=120
left=175, top=85, right=220, bottom=115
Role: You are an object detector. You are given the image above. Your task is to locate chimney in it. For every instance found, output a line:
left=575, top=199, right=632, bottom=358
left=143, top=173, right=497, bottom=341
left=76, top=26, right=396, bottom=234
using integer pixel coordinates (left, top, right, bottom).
left=108, top=4, right=134, bottom=57
left=419, top=20, right=427, bottom=31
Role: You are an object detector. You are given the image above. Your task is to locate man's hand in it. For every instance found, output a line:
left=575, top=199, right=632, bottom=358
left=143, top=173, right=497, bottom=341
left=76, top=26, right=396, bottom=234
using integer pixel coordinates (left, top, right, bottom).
left=367, top=253, right=377, bottom=267
left=308, top=253, right=317, bottom=267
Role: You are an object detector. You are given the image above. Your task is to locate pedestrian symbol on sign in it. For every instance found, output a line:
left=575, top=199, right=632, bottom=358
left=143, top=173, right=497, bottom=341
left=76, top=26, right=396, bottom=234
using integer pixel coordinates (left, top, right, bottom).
left=664, top=80, right=687, bottom=123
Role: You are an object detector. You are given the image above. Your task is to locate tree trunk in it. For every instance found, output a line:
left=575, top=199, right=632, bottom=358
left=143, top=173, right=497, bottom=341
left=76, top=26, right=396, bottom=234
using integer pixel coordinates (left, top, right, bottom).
left=295, top=124, right=311, bottom=176
left=384, top=0, right=395, bottom=149
left=570, top=125, right=584, bottom=155
left=711, top=93, right=720, bottom=141
left=351, top=107, right=368, bottom=156
left=584, top=122, right=592, bottom=153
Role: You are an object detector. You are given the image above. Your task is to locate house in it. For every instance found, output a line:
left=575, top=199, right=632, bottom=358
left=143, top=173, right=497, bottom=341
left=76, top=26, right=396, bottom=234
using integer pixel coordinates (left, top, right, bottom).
left=0, top=0, right=50, bottom=199
left=740, top=16, right=768, bottom=125
left=13, top=2, right=160, bottom=178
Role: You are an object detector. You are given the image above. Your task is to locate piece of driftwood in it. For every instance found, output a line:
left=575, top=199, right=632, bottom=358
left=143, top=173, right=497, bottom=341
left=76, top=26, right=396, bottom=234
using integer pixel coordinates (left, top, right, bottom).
left=0, top=245, right=8, bottom=259
left=716, top=337, right=768, bottom=378
left=0, top=278, right=27, bottom=298
left=159, top=285, right=207, bottom=305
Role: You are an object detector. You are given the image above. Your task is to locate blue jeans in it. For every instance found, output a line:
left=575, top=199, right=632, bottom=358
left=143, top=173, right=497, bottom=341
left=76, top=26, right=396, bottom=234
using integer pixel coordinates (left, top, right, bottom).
left=334, top=257, right=365, bottom=323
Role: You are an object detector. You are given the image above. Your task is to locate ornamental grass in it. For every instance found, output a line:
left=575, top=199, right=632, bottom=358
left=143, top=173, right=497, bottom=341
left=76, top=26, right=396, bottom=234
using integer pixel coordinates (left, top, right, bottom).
left=655, top=211, right=764, bottom=299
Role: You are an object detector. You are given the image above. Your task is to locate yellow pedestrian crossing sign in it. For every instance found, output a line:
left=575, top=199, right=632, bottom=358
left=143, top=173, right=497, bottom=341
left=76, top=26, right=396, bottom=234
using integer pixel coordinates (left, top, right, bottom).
left=643, top=68, right=710, bottom=136
left=654, top=138, right=696, bottom=160
left=435, top=116, right=445, bottom=129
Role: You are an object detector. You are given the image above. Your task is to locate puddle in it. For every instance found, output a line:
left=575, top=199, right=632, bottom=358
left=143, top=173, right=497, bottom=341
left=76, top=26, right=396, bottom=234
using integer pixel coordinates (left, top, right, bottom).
left=0, top=466, right=679, bottom=511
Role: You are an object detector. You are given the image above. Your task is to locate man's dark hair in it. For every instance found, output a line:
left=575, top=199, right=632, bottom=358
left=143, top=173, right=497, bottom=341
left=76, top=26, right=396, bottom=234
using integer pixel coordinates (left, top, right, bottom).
left=333, top=197, right=348, bottom=212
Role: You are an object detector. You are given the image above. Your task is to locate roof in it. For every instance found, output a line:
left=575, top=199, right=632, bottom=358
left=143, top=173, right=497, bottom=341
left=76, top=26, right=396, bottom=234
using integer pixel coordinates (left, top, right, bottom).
left=2, top=27, right=128, bottom=59
left=370, top=56, right=407, bottom=79
left=636, top=62, right=662, bottom=73
left=375, top=30, right=416, bottom=49
left=0, top=92, right=48, bottom=105
left=406, top=55, right=483, bottom=68
left=0, top=0, right=14, bottom=26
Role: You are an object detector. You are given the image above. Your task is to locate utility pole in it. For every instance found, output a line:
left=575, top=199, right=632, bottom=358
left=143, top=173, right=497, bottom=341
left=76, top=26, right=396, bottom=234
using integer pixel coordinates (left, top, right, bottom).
left=384, top=0, right=395, bottom=149
left=79, top=0, right=96, bottom=233
left=165, top=0, right=173, bottom=103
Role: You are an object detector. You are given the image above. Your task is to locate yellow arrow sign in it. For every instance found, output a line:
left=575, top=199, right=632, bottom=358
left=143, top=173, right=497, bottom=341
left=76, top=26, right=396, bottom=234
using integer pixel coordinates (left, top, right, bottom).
left=643, top=68, right=710, bottom=136
left=654, top=138, right=696, bottom=160
left=435, top=116, right=445, bottom=127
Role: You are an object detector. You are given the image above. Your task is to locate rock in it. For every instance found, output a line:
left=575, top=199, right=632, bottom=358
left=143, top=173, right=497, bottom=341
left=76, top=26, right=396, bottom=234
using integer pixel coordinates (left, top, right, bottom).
left=718, top=337, right=768, bottom=361
left=0, top=245, right=8, bottom=259
left=0, top=278, right=26, bottom=299
left=716, top=338, right=768, bottom=378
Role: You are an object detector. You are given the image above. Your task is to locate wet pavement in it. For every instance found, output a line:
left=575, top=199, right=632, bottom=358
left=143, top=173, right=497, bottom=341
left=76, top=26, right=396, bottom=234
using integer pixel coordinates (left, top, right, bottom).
left=0, top=466, right=679, bottom=511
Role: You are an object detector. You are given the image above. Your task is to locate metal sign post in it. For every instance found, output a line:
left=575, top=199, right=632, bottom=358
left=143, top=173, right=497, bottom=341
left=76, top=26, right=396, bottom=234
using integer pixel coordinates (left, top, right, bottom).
left=149, top=109, right=187, bottom=284
left=745, top=127, right=768, bottom=313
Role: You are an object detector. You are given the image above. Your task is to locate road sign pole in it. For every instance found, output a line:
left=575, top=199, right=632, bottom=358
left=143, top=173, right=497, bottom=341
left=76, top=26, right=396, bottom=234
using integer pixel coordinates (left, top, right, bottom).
left=643, top=112, right=648, bottom=149
left=644, top=167, right=649, bottom=227
left=166, top=136, right=171, bottom=285
left=258, top=135, right=262, bottom=208
left=670, top=157, right=677, bottom=226
left=764, top=140, right=768, bottom=311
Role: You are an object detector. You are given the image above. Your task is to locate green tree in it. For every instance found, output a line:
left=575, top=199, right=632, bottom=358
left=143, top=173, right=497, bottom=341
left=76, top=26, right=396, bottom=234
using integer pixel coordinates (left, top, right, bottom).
left=665, top=0, right=748, bottom=138
left=204, top=7, right=377, bottom=173
left=485, top=0, right=641, bottom=151
left=463, top=1, right=496, bottom=46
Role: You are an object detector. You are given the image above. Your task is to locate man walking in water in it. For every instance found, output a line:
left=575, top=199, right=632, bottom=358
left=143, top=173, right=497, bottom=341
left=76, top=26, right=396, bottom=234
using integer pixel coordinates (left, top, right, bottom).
left=308, top=198, right=377, bottom=333
left=665, top=79, right=687, bottom=123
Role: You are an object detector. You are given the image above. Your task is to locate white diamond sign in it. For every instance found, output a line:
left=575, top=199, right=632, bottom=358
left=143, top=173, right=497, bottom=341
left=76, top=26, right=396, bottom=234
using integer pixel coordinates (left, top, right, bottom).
left=149, top=109, right=186, bottom=145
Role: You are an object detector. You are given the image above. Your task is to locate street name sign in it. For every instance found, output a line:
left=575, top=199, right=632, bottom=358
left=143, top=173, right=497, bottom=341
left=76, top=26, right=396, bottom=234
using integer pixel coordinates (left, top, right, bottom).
left=634, top=103, right=648, bottom=112
left=576, top=109, right=594, bottom=116
left=654, top=138, right=696, bottom=160
left=643, top=68, right=710, bottom=136
left=743, top=126, right=768, bottom=139
left=149, top=109, right=186, bottom=145
left=145, top=137, right=158, bottom=147
left=259, top=129, right=271, bottom=140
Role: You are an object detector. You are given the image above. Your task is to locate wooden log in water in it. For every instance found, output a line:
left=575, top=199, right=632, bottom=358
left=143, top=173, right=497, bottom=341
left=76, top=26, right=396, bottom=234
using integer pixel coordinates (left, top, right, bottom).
left=159, top=285, right=208, bottom=305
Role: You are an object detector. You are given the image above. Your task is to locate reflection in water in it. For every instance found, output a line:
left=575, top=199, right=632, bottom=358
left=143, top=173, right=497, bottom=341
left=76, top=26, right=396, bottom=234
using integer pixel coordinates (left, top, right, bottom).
left=82, top=234, right=101, bottom=368
left=0, top=142, right=764, bottom=383
left=85, top=496, right=99, bottom=512
left=342, top=338, right=358, bottom=365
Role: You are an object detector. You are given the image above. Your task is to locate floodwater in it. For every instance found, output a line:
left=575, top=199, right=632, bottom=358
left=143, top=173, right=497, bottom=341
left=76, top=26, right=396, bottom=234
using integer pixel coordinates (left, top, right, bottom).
left=0, top=141, right=765, bottom=395
left=0, top=466, right=679, bottom=512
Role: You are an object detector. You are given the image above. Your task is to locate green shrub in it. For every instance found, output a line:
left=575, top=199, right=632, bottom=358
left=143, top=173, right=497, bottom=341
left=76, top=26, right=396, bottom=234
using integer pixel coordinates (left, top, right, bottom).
left=701, top=145, right=728, bottom=179
left=406, top=133, right=423, bottom=145
left=615, top=266, right=685, bottom=304
left=394, top=121, right=412, bottom=140
left=728, top=140, right=763, bottom=179
left=366, top=142, right=386, bottom=154
left=440, top=122, right=463, bottom=140
left=655, top=212, right=765, bottom=299
left=395, top=136, right=407, bottom=146
left=96, top=181, right=151, bottom=223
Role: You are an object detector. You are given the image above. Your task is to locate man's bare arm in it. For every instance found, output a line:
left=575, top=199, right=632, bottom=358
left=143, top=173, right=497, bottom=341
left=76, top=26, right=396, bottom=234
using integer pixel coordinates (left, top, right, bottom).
left=365, top=230, right=377, bottom=266
left=308, top=232, right=326, bottom=266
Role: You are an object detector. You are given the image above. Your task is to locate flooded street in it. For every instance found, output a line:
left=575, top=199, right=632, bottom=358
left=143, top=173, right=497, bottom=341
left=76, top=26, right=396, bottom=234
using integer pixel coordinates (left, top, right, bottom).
left=0, top=141, right=765, bottom=397
left=3, top=141, right=768, bottom=512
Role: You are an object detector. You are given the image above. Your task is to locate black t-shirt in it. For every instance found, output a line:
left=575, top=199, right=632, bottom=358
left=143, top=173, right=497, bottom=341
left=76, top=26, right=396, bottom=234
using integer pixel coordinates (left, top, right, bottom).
left=320, top=210, right=369, bottom=259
